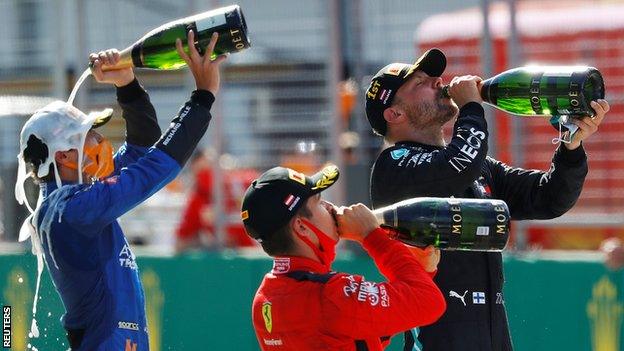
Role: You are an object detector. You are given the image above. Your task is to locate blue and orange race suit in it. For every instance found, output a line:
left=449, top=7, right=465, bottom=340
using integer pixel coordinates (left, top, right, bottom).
left=34, top=80, right=214, bottom=350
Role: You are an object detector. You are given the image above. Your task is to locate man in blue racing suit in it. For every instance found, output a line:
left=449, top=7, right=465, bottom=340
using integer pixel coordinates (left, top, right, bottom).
left=15, top=31, right=226, bottom=350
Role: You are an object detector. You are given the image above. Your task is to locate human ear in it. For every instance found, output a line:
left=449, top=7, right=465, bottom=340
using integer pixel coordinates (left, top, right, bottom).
left=383, top=106, right=404, bottom=125
left=291, top=217, right=310, bottom=237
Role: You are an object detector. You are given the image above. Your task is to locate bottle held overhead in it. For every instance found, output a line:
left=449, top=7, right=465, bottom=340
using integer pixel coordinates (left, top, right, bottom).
left=94, top=5, right=250, bottom=71
left=374, top=197, right=510, bottom=252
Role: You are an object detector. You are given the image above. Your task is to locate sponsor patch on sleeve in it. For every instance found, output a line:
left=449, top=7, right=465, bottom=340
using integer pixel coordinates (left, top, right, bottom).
left=390, top=148, right=409, bottom=160
left=341, top=275, right=389, bottom=307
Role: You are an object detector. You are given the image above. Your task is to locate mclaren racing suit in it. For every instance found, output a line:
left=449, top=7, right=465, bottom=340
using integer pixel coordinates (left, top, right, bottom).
left=370, top=102, right=588, bottom=350
left=252, top=228, right=446, bottom=350
left=34, top=80, right=216, bottom=350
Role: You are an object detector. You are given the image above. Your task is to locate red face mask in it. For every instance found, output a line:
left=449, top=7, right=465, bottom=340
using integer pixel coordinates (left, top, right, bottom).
left=296, top=218, right=338, bottom=270
left=63, top=137, right=114, bottom=180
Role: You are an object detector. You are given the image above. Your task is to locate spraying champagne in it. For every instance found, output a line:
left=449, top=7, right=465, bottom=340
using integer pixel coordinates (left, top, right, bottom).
left=68, top=5, right=250, bottom=105
left=95, top=5, right=250, bottom=71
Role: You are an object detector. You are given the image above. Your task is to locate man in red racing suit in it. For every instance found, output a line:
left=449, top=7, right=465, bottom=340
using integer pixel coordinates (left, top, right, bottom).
left=241, top=164, right=446, bottom=350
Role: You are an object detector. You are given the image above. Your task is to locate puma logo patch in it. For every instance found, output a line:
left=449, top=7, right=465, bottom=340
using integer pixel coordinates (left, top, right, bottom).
left=449, top=290, right=468, bottom=306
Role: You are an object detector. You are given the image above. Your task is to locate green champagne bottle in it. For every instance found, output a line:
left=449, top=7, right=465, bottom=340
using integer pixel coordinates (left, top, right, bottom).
left=443, top=66, right=605, bottom=117
left=374, top=197, right=510, bottom=252
left=97, top=5, right=250, bottom=71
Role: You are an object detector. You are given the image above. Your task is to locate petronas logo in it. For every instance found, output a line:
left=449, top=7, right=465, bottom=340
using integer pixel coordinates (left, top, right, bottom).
left=3, top=267, right=31, bottom=351
left=587, top=276, right=623, bottom=351
left=142, top=270, right=164, bottom=351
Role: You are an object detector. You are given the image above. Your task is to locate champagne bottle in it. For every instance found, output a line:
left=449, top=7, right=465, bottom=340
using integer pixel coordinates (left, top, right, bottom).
left=443, top=66, right=605, bottom=117
left=96, top=5, right=250, bottom=71
left=374, top=197, right=510, bottom=252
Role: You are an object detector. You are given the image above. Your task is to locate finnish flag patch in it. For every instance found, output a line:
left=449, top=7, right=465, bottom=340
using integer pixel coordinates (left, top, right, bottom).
left=473, top=291, right=486, bottom=304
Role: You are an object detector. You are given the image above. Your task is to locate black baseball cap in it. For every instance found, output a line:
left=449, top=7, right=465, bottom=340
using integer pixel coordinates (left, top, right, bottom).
left=365, top=48, right=447, bottom=136
left=241, top=164, right=339, bottom=241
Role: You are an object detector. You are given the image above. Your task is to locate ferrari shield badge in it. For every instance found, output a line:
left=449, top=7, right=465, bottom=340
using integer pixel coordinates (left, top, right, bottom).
left=262, top=302, right=273, bottom=333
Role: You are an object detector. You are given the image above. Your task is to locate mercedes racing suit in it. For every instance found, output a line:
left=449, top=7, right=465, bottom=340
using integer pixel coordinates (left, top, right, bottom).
left=370, top=102, right=588, bottom=351
left=252, top=228, right=446, bottom=350
left=34, top=80, right=216, bottom=350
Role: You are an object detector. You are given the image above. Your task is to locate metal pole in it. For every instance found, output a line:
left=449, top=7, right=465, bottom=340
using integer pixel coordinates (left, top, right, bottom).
left=350, top=0, right=369, bottom=168
left=327, top=0, right=345, bottom=206
left=507, top=0, right=528, bottom=251
left=480, top=0, right=493, bottom=85
left=74, top=0, right=88, bottom=108
left=331, top=0, right=374, bottom=207
left=206, top=0, right=226, bottom=249
left=508, top=0, right=523, bottom=167
left=53, top=0, right=67, bottom=99
left=480, top=0, right=497, bottom=159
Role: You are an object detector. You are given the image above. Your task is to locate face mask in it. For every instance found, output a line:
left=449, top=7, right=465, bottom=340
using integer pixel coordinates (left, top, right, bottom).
left=297, top=218, right=338, bottom=270
left=63, top=137, right=114, bottom=180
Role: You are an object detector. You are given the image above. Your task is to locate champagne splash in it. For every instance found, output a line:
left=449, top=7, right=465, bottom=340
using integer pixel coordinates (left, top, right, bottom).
left=28, top=244, right=44, bottom=341
left=31, top=249, right=44, bottom=335
left=67, top=68, right=92, bottom=106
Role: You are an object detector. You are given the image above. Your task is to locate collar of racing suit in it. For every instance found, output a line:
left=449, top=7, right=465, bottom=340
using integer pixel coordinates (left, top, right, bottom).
left=270, top=255, right=330, bottom=275
left=395, top=140, right=443, bottom=149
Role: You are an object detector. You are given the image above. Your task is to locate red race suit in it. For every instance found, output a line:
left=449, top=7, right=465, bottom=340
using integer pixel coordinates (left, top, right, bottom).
left=252, top=228, right=446, bottom=350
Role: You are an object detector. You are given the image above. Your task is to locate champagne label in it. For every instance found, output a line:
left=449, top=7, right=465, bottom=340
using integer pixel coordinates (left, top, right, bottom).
left=196, top=14, right=227, bottom=32
left=568, top=72, right=585, bottom=115
left=450, top=202, right=462, bottom=235
left=529, top=72, right=544, bottom=114
left=494, top=205, right=508, bottom=235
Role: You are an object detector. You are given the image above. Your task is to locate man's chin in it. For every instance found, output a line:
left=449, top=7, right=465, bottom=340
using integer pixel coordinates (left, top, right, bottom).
left=437, top=105, right=458, bottom=124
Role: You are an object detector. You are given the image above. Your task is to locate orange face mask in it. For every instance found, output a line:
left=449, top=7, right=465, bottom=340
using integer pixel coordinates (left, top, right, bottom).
left=64, top=136, right=115, bottom=180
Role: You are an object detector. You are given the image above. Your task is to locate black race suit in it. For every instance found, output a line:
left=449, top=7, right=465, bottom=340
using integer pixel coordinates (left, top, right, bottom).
left=370, top=102, right=588, bottom=351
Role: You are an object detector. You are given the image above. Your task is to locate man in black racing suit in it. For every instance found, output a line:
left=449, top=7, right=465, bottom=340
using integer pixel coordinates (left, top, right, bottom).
left=364, top=48, right=610, bottom=350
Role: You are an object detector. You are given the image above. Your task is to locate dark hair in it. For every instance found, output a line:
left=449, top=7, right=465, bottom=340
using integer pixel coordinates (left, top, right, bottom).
left=245, top=199, right=313, bottom=256
left=22, top=134, right=54, bottom=183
